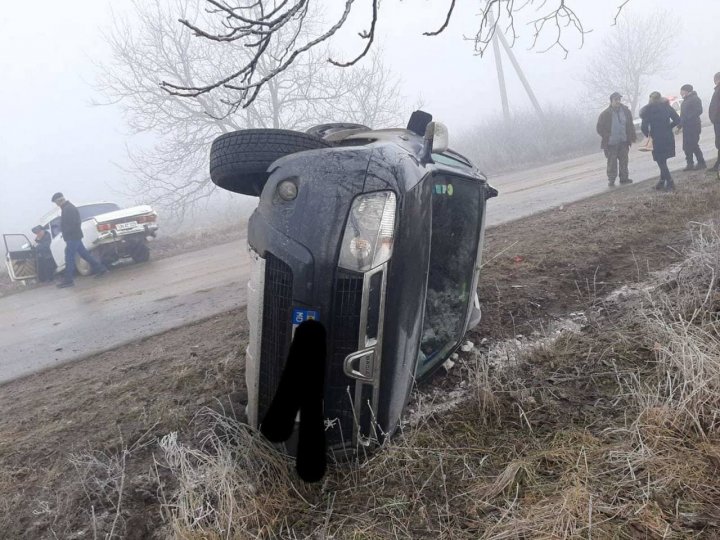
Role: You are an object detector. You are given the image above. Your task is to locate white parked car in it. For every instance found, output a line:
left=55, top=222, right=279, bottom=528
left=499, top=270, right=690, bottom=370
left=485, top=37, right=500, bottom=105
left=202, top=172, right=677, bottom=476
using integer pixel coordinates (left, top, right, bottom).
left=3, top=201, right=159, bottom=282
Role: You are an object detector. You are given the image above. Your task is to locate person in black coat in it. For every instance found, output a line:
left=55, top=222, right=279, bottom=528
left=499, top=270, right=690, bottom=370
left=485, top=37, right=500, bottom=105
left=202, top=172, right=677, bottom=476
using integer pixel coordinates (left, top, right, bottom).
left=709, top=72, right=720, bottom=172
left=640, top=91, right=681, bottom=191
left=32, top=225, right=57, bottom=282
left=50, top=192, right=107, bottom=288
left=678, top=84, right=706, bottom=171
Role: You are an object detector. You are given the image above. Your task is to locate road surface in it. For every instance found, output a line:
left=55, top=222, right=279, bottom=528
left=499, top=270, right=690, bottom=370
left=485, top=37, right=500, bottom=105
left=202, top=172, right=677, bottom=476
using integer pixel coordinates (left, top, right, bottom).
left=1, top=132, right=716, bottom=383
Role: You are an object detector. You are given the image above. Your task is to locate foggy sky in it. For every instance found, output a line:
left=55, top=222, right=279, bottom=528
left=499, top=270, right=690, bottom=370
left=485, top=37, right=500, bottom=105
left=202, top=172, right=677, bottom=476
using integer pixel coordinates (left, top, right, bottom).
left=1, top=0, right=719, bottom=237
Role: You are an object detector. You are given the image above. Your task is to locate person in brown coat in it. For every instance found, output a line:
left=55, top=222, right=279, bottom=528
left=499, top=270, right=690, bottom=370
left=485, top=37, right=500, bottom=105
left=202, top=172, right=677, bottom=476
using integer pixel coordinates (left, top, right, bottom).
left=597, top=92, right=638, bottom=187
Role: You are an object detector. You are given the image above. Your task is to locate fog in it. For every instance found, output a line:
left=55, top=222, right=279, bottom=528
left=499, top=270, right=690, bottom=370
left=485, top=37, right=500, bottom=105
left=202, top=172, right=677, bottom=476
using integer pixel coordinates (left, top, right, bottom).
left=1, top=0, right=719, bottom=240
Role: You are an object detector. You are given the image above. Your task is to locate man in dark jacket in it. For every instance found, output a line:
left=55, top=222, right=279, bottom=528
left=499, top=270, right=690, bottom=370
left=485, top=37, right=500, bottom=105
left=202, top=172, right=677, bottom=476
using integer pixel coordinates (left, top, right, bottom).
left=596, top=92, right=637, bottom=187
left=678, top=84, right=706, bottom=171
left=51, top=192, right=107, bottom=288
left=709, top=72, right=720, bottom=172
left=31, top=225, right=57, bottom=282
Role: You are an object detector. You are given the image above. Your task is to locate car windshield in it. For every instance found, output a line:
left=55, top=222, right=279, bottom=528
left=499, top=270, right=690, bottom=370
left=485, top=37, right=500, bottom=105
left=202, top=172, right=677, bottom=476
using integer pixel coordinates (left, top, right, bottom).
left=417, top=174, right=482, bottom=374
left=78, top=203, right=121, bottom=221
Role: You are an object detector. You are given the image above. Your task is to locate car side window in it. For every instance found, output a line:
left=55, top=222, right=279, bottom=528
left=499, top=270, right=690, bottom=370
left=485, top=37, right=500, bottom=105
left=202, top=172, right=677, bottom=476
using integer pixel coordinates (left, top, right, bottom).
left=49, top=218, right=61, bottom=238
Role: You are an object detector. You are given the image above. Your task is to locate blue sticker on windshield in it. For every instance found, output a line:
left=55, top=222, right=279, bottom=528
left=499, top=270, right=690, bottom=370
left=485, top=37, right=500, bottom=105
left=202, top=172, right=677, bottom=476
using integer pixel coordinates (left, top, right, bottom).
left=292, top=308, right=320, bottom=326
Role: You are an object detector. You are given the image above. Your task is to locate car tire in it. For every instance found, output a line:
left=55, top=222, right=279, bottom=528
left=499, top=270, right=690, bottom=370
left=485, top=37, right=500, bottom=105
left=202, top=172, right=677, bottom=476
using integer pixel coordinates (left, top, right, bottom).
left=210, top=129, right=332, bottom=196
left=75, top=254, right=92, bottom=277
left=131, top=242, right=150, bottom=263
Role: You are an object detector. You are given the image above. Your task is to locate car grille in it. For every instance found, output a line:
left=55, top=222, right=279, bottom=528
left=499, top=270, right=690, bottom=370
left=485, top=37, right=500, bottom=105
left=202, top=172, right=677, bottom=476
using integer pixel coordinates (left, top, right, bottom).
left=326, top=270, right=364, bottom=448
left=258, top=253, right=294, bottom=424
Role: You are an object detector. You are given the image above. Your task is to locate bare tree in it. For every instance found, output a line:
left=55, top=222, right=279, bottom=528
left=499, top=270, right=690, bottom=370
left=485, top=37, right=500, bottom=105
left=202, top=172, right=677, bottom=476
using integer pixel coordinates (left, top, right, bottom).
left=161, top=0, right=633, bottom=114
left=96, top=0, right=406, bottom=219
left=580, top=11, right=677, bottom=116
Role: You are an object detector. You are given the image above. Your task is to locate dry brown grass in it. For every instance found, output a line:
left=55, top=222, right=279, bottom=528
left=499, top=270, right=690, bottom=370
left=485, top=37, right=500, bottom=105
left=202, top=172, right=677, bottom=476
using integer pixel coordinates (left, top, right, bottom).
left=157, top=222, right=720, bottom=539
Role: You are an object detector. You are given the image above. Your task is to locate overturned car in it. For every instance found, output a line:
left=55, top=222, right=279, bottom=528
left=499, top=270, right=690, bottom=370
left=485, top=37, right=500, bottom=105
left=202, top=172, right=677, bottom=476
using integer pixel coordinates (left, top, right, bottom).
left=210, top=112, right=497, bottom=455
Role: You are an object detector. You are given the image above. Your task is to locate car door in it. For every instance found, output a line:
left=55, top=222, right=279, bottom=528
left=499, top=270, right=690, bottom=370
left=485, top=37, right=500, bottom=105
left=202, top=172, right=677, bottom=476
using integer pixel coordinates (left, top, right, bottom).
left=416, top=172, right=484, bottom=378
left=3, top=234, right=37, bottom=281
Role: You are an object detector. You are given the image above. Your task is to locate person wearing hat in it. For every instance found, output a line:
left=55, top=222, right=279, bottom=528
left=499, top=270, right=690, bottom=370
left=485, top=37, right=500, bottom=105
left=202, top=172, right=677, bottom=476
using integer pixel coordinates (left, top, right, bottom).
left=678, top=84, right=706, bottom=171
left=51, top=192, right=107, bottom=288
left=596, top=92, right=637, bottom=187
left=31, top=225, right=57, bottom=282
left=640, top=91, right=681, bottom=191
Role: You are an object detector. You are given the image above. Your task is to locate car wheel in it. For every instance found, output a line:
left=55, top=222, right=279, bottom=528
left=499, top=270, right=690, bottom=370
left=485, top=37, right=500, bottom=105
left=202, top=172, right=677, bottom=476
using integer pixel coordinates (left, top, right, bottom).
left=210, top=129, right=331, bottom=196
left=75, top=254, right=93, bottom=276
left=131, top=242, right=150, bottom=263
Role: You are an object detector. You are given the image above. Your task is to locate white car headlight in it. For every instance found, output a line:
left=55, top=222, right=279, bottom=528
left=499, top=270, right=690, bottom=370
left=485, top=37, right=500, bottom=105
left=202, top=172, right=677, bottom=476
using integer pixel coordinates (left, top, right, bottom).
left=338, top=191, right=397, bottom=272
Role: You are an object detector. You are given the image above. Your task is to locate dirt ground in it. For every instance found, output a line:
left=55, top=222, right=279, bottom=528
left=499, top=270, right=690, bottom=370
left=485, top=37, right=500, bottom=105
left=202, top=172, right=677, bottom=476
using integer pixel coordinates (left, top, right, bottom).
left=1, top=170, right=719, bottom=538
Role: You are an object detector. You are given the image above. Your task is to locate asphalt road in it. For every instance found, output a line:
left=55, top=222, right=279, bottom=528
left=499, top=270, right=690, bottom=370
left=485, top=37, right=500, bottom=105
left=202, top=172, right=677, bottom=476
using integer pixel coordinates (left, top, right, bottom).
left=1, top=131, right=716, bottom=383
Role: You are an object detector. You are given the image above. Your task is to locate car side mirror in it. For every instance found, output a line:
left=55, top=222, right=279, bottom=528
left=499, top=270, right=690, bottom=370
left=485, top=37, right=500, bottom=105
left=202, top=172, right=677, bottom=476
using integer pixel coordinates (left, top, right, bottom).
left=421, top=121, right=449, bottom=164
left=432, top=123, right=449, bottom=153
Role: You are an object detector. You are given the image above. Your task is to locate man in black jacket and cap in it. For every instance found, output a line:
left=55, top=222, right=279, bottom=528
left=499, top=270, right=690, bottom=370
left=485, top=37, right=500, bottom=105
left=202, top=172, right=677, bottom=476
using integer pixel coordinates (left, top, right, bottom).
left=596, top=92, right=637, bottom=187
left=709, top=72, right=720, bottom=173
left=678, top=84, right=706, bottom=171
left=51, top=192, right=107, bottom=288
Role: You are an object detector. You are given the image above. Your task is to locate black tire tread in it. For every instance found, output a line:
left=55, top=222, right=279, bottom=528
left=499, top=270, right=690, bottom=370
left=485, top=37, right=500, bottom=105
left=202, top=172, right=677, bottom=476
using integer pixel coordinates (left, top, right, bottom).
left=210, top=129, right=331, bottom=196
left=131, top=242, right=150, bottom=263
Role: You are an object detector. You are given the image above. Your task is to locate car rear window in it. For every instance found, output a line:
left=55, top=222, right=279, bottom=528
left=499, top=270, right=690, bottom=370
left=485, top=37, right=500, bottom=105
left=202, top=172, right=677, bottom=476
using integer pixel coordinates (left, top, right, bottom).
left=78, top=203, right=121, bottom=221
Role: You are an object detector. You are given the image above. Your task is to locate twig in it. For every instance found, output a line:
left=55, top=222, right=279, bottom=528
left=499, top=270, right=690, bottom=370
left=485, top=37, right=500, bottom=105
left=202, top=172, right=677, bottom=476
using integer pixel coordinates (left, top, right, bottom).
left=423, top=0, right=456, bottom=36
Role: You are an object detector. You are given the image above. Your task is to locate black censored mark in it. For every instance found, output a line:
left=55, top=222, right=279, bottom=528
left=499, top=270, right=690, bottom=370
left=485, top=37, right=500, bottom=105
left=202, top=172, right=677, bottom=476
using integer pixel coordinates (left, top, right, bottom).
left=260, top=319, right=327, bottom=483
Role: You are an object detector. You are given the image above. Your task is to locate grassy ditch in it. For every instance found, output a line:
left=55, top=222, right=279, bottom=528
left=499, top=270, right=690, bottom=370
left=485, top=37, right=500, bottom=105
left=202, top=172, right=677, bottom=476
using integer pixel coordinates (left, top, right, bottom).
left=156, top=228, right=720, bottom=538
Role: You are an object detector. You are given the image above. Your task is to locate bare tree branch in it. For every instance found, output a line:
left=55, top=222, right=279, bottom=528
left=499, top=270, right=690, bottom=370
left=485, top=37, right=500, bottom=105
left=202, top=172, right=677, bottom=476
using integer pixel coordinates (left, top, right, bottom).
left=613, top=0, right=632, bottom=25
left=96, top=0, right=406, bottom=220
left=423, top=0, right=456, bottom=37
left=471, top=0, right=590, bottom=60
left=328, top=0, right=377, bottom=67
left=161, top=0, right=356, bottom=109
left=160, top=0, right=633, bottom=112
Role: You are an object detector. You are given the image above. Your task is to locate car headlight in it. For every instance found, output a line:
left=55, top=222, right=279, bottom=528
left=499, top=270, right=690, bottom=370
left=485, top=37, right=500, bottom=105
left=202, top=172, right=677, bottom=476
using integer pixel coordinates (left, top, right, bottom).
left=338, top=191, right=397, bottom=272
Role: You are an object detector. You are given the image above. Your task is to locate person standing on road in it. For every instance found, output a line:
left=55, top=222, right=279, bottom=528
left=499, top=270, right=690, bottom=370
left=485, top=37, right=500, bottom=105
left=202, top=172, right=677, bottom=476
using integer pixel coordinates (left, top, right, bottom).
left=640, top=92, right=681, bottom=192
left=709, top=72, right=720, bottom=173
left=51, top=192, right=107, bottom=288
left=678, top=84, right=706, bottom=171
left=596, top=92, right=637, bottom=187
left=31, top=225, right=57, bottom=283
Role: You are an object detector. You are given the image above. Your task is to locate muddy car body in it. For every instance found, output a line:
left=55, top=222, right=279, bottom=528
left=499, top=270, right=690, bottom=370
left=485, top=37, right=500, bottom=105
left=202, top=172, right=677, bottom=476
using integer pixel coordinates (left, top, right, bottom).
left=211, top=114, right=496, bottom=454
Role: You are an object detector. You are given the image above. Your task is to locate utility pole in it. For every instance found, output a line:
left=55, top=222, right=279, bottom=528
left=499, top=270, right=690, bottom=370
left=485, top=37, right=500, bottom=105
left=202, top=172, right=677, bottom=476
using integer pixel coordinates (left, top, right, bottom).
left=486, top=2, right=544, bottom=121
left=496, top=28, right=544, bottom=120
left=489, top=10, right=510, bottom=123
